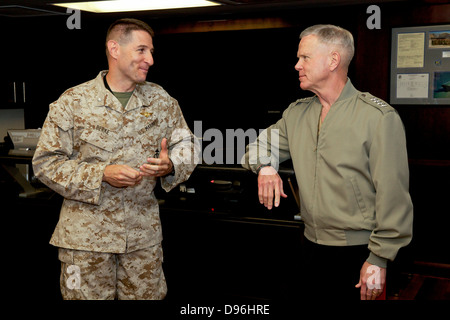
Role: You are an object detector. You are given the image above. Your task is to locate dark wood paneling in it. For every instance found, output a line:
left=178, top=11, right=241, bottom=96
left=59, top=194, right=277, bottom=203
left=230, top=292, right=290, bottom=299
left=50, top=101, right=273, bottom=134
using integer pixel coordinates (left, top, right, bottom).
left=354, top=3, right=450, bottom=161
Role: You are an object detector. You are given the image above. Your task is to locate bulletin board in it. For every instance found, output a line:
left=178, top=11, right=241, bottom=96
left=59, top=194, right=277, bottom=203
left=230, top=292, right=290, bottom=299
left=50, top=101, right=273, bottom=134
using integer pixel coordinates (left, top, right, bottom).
left=390, top=24, right=450, bottom=105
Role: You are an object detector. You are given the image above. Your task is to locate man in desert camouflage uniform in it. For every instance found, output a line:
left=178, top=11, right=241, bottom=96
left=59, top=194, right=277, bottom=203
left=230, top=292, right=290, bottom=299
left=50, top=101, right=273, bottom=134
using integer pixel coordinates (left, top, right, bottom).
left=32, top=18, right=197, bottom=300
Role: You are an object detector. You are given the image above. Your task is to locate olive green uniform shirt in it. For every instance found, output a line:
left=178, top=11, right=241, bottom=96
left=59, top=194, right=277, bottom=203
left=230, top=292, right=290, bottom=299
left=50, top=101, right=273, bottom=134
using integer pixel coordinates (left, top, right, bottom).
left=242, top=79, right=413, bottom=268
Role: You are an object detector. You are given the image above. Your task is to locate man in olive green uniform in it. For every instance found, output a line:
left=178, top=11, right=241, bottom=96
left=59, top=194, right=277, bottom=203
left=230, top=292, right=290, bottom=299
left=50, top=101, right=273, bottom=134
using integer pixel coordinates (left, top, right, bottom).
left=242, top=24, right=413, bottom=300
left=33, top=19, right=197, bottom=300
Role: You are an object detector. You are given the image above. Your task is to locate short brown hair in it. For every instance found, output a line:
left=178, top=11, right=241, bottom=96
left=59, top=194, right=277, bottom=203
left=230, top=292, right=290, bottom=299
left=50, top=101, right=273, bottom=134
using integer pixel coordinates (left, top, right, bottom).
left=106, top=18, right=154, bottom=47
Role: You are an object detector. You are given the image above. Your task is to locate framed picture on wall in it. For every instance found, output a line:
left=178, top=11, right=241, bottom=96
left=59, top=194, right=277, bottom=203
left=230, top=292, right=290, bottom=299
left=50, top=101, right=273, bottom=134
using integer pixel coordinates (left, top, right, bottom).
left=390, top=24, right=450, bottom=105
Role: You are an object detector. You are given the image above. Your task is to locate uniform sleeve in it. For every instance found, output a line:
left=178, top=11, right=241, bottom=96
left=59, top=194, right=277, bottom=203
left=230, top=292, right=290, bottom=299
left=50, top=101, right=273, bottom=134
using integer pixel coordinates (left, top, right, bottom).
left=32, top=95, right=106, bottom=205
left=367, top=110, right=413, bottom=267
left=160, top=98, right=198, bottom=192
left=241, top=106, right=292, bottom=173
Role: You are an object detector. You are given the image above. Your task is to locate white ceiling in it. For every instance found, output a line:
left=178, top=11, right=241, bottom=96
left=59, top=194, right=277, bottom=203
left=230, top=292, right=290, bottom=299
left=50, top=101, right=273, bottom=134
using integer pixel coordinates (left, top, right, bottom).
left=0, top=0, right=413, bottom=18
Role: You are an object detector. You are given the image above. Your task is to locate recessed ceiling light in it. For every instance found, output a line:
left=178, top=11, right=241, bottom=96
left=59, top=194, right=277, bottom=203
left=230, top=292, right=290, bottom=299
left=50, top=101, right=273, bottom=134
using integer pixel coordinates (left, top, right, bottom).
left=52, top=0, right=221, bottom=13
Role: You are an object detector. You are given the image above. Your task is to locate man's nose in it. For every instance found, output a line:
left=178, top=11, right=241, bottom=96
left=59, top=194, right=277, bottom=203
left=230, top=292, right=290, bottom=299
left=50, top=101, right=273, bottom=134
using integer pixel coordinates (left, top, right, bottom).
left=145, top=52, right=154, bottom=66
left=295, top=60, right=302, bottom=71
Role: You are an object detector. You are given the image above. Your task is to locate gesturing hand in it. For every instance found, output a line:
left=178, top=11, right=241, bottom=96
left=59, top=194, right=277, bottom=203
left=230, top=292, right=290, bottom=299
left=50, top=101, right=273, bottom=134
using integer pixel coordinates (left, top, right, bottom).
left=139, top=138, right=174, bottom=177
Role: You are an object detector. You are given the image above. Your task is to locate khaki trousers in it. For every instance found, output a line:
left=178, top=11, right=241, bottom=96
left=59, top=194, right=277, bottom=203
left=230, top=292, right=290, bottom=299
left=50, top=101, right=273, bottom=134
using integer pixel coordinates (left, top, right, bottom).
left=58, top=243, right=167, bottom=300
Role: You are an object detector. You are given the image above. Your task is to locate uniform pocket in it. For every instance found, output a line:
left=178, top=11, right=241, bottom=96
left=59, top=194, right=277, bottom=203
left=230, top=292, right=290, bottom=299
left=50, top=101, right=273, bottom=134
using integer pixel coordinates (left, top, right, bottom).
left=79, top=127, right=117, bottom=162
left=58, top=247, right=75, bottom=264
left=80, top=128, right=116, bottom=152
left=349, top=176, right=367, bottom=214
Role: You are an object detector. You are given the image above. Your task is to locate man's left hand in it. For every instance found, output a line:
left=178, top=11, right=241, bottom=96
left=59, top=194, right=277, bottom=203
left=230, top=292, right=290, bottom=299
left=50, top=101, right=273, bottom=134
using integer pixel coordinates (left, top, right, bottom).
left=140, top=138, right=174, bottom=177
left=355, top=261, right=386, bottom=300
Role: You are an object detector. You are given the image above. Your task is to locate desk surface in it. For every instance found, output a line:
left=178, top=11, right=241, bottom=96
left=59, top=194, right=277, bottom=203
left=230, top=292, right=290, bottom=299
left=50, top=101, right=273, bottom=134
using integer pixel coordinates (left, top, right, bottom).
left=0, top=154, right=34, bottom=164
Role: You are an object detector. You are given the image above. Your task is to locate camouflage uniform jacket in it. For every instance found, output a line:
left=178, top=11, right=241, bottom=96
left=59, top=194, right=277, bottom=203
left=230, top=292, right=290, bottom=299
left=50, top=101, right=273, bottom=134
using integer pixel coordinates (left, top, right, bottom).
left=33, top=71, right=197, bottom=253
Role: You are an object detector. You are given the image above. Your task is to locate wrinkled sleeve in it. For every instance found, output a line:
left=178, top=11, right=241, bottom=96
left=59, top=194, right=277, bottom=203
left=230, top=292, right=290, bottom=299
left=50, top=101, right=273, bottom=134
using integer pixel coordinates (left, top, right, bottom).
left=32, top=94, right=106, bottom=205
left=160, top=97, right=199, bottom=192
left=241, top=107, right=291, bottom=173
left=367, top=110, right=413, bottom=267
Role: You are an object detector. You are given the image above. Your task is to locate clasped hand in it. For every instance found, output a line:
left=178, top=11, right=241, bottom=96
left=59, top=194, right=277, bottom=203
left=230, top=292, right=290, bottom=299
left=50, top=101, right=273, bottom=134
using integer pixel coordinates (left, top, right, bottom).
left=102, top=138, right=173, bottom=188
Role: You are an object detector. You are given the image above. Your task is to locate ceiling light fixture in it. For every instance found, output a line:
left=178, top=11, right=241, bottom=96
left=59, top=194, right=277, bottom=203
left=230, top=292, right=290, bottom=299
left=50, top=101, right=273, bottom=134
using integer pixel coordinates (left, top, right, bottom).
left=52, top=0, right=221, bottom=13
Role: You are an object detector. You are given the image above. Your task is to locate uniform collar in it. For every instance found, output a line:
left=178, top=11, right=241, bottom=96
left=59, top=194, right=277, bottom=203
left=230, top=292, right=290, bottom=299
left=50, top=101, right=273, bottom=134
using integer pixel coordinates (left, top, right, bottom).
left=95, top=70, right=145, bottom=113
left=334, top=78, right=359, bottom=103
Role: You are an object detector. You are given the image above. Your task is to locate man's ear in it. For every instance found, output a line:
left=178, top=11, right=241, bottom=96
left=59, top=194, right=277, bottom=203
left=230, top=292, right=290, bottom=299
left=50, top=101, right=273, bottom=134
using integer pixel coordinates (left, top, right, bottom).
left=107, top=40, right=120, bottom=60
left=329, top=51, right=341, bottom=72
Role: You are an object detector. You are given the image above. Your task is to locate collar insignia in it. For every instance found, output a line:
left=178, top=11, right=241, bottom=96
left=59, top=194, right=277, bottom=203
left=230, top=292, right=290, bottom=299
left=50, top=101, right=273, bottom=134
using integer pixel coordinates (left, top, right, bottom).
left=140, top=111, right=152, bottom=117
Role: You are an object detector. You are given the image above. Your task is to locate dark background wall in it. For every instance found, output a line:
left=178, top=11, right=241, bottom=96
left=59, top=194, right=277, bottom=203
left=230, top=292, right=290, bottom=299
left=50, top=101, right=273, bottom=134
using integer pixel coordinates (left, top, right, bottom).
left=2, top=2, right=449, bottom=159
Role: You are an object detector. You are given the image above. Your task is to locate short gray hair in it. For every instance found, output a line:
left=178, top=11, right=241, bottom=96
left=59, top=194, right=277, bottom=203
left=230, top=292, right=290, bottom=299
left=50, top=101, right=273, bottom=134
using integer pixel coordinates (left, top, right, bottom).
left=300, top=24, right=354, bottom=68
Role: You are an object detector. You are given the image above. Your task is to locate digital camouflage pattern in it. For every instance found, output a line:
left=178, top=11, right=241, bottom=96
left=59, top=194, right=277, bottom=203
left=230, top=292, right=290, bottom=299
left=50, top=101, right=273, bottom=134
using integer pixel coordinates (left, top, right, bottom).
left=59, top=243, right=167, bottom=300
left=33, top=70, right=197, bottom=254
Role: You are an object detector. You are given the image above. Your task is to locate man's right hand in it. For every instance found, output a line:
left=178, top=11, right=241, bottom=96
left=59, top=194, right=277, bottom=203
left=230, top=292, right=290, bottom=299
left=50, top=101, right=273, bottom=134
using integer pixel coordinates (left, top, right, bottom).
left=102, top=164, right=142, bottom=188
left=257, top=166, right=288, bottom=210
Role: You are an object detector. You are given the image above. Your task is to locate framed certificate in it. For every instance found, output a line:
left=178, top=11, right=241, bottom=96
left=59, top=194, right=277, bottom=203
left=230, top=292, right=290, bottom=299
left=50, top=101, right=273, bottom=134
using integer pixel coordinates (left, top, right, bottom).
left=390, top=25, right=450, bottom=105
